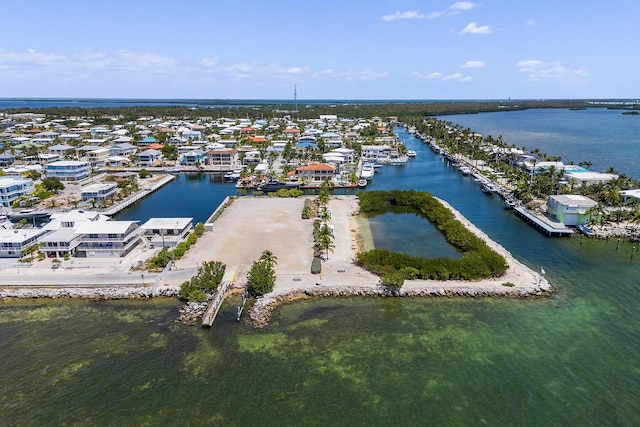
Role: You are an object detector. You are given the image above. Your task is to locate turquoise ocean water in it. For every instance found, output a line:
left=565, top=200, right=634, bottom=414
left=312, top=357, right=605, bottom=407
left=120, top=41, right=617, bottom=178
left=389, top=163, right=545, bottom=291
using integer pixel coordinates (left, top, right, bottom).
left=1, top=108, right=640, bottom=426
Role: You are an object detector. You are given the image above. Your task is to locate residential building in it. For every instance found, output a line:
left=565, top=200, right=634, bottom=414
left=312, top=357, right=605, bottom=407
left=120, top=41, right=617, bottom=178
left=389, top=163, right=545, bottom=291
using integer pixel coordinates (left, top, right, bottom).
left=74, top=221, right=143, bottom=257
left=179, top=149, right=207, bottom=166
left=296, top=162, right=336, bottom=183
left=40, top=210, right=111, bottom=258
left=81, top=183, right=118, bottom=202
left=0, top=176, right=35, bottom=208
left=109, top=143, right=138, bottom=157
left=546, top=195, right=598, bottom=226
left=140, top=217, right=193, bottom=248
left=0, top=228, right=49, bottom=258
left=137, top=149, right=162, bottom=167
left=45, top=160, right=90, bottom=181
left=206, top=148, right=239, bottom=169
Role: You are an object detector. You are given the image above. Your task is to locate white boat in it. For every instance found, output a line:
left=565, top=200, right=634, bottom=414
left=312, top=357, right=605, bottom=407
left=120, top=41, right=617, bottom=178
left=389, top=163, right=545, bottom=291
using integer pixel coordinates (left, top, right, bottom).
left=358, top=179, right=368, bottom=188
left=481, top=183, right=496, bottom=194
left=360, top=164, right=375, bottom=180
left=223, top=171, right=241, bottom=181
left=386, top=155, right=408, bottom=165
left=407, top=150, right=417, bottom=158
left=459, top=166, right=472, bottom=175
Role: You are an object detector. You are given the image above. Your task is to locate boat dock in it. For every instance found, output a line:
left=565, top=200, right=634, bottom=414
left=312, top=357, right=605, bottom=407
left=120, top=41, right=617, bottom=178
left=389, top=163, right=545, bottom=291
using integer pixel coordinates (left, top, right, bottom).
left=201, top=270, right=236, bottom=327
left=513, top=206, right=574, bottom=237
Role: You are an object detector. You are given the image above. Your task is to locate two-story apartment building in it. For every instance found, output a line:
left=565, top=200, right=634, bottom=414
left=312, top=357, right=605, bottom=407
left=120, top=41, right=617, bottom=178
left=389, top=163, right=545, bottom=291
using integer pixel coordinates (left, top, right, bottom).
left=81, top=183, right=118, bottom=202
left=296, top=162, right=336, bottom=183
left=140, top=217, right=193, bottom=248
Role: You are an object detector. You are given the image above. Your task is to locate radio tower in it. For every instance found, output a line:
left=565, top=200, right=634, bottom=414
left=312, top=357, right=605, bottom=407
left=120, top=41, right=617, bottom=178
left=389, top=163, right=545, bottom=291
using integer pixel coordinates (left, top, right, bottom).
left=293, top=84, right=298, bottom=115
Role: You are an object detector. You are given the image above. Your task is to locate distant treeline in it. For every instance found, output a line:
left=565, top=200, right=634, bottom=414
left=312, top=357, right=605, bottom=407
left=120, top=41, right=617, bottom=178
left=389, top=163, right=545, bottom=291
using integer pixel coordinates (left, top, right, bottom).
left=1, top=99, right=620, bottom=121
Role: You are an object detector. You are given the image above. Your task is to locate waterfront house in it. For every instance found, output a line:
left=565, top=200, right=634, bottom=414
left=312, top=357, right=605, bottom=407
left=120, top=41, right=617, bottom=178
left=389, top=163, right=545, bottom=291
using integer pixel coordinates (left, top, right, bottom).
left=179, top=149, right=206, bottom=166
left=361, top=144, right=391, bottom=162
left=140, top=217, right=193, bottom=248
left=40, top=209, right=111, bottom=258
left=0, top=176, right=35, bottom=208
left=563, top=170, right=618, bottom=186
left=0, top=228, right=49, bottom=258
left=81, top=183, right=118, bottom=203
left=45, top=160, right=90, bottom=182
left=74, top=220, right=143, bottom=257
left=137, top=149, right=163, bottom=167
left=546, top=195, right=598, bottom=226
left=296, top=162, right=336, bottom=183
left=206, top=148, right=239, bottom=169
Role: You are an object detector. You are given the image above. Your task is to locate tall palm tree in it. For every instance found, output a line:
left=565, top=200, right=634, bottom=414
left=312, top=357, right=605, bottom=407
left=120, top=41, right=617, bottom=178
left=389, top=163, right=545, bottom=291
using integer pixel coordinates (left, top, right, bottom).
left=259, top=250, right=278, bottom=267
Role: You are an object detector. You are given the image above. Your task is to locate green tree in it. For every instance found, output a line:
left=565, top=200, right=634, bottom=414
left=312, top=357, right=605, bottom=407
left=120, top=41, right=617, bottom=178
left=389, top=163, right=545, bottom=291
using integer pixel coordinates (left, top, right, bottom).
left=139, top=169, right=151, bottom=178
left=161, top=144, right=178, bottom=160
left=247, top=250, right=277, bottom=296
left=41, top=176, right=65, bottom=193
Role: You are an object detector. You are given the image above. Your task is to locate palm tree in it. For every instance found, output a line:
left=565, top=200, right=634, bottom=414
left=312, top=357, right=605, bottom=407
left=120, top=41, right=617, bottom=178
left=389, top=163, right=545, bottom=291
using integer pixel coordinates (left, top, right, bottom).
left=259, top=250, right=278, bottom=267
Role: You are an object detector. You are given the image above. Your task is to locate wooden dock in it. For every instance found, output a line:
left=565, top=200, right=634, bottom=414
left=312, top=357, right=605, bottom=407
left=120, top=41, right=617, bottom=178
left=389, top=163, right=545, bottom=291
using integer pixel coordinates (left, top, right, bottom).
left=513, top=206, right=574, bottom=237
left=201, top=271, right=236, bottom=327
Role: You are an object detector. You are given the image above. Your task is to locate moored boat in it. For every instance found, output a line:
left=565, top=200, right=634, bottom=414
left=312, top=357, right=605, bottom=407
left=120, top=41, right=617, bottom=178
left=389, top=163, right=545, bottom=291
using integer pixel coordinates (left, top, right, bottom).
left=358, top=179, right=368, bottom=188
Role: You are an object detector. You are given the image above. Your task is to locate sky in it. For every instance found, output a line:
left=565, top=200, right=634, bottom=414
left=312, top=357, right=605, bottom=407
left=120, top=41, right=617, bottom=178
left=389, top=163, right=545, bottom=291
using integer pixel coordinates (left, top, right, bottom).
left=1, top=1, right=638, bottom=100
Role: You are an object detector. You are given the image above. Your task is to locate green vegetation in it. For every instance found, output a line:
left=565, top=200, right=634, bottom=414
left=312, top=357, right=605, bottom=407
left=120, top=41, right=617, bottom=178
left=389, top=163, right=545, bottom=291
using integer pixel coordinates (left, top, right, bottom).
left=311, top=257, right=322, bottom=274
left=179, top=260, right=226, bottom=302
left=301, top=198, right=312, bottom=219
left=355, top=190, right=508, bottom=288
left=268, top=188, right=303, bottom=198
left=138, top=168, right=151, bottom=178
left=41, top=176, right=65, bottom=192
left=247, top=250, right=278, bottom=297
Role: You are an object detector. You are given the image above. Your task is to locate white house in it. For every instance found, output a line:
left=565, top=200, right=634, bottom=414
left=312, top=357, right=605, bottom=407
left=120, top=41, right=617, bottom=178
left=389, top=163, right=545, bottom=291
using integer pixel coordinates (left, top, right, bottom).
left=0, top=228, right=49, bottom=258
left=137, top=149, right=163, bottom=167
left=74, top=221, right=143, bottom=257
left=81, top=183, right=118, bottom=202
left=140, top=217, right=193, bottom=248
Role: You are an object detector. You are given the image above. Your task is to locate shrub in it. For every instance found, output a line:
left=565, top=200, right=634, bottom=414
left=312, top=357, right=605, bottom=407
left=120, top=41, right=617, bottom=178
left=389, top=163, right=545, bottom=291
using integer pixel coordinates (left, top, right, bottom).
left=311, top=257, right=322, bottom=274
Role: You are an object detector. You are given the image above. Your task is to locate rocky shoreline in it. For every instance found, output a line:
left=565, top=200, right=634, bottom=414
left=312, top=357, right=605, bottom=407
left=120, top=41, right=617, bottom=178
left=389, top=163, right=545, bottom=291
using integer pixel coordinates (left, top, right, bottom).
left=249, top=282, right=555, bottom=328
left=0, top=286, right=179, bottom=300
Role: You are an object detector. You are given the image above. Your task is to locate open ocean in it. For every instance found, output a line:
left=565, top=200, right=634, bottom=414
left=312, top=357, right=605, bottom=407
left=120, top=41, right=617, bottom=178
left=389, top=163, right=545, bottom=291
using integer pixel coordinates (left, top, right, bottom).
left=1, top=105, right=639, bottom=426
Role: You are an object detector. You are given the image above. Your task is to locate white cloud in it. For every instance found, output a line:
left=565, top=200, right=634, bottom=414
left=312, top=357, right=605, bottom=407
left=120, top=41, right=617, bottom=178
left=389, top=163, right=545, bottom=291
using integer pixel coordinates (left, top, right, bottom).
left=516, top=59, right=589, bottom=80
left=383, top=2, right=476, bottom=21
left=462, top=60, right=486, bottom=68
left=525, top=19, right=535, bottom=26
left=381, top=11, right=425, bottom=21
left=449, top=2, right=476, bottom=14
left=0, top=48, right=390, bottom=87
left=413, top=71, right=471, bottom=82
left=460, top=22, right=492, bottom=35
left=200, top=57, right=219, bottom=67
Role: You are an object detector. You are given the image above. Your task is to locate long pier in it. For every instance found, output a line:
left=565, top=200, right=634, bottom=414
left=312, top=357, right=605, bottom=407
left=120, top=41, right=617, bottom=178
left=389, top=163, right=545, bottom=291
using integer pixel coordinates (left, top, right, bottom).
left=201, top=271, right=236, bottom=327
left=513, top=206, right=574, bottom=237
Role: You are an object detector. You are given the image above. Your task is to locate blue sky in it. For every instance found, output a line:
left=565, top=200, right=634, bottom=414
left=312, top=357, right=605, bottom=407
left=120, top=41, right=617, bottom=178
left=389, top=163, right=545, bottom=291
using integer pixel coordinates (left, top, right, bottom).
left=1, top=1, right=638, bottom=100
